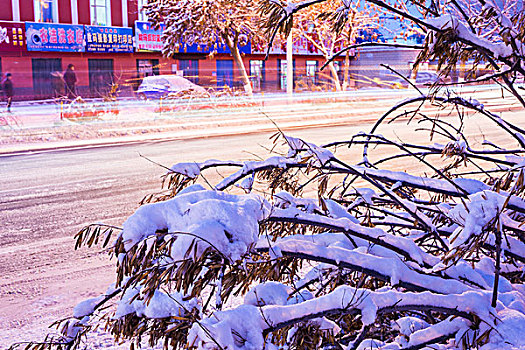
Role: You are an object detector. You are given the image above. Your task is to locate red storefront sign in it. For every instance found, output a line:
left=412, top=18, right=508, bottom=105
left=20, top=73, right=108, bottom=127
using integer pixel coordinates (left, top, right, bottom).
left=0, top=21, right=26, bottom=52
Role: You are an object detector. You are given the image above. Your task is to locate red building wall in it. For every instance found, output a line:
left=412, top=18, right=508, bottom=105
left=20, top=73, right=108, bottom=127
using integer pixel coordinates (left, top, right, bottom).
left=264, top=57, right=278, bottom=89
left=19, top=0, right=34, bottom=22
left=2, top=56, right=33, bottom=93
left=199, top=58, right=215, bottom=86
left=78, top=0, right=90, bottom=24
left=127, top=0, right=138, bottom=28
left=111, top=0, right=122, bottom=27
left=58, top=0, right=72, bottom=23
left=159, top=57, right=175, bottom=75
left=0, top=0, right=14, bottom=21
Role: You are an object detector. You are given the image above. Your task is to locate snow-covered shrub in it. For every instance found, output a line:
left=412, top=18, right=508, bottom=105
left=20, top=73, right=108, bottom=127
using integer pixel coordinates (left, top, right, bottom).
left=15, top=93, right=525, bottom=349
left=11, top=0, right=525, bottom=349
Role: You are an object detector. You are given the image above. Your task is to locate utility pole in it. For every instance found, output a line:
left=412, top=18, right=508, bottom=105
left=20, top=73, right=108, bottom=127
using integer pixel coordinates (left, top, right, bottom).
left=286, top=29, right=293, bottom=98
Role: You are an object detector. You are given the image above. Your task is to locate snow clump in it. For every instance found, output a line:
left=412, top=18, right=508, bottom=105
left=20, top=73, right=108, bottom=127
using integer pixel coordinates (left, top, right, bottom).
left=446, top=190, right=506, bottom=248
left=120, top=184, right=271, bottom=262
left=244, top=281, right=290, bottom=306
left=114, top=287, right=199, bottom=319
left=187, top=305, right=266, bottom=350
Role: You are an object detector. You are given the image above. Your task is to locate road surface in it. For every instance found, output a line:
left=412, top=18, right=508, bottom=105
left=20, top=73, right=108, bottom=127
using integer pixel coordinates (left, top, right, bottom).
left=0, top=105, right=523, bottom=348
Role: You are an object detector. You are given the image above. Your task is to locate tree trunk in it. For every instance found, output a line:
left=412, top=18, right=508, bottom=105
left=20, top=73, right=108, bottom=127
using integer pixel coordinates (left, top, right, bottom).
left=225, top=35, right=253, bottom=96
left=327, top=61, right=342, bottom=91
left=342, top=49, right=351, bottom=90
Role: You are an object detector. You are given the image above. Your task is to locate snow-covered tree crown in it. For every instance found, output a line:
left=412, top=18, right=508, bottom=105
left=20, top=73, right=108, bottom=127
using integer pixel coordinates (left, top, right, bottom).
left=261, top=0, right=525, bottom=104
left=143, top=0, right=261, bottom=55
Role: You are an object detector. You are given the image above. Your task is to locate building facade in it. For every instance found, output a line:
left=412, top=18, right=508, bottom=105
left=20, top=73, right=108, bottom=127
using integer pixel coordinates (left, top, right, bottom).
left=351, top=47, right=420, bottom=88
left=0, top=0, right=346, bottom=100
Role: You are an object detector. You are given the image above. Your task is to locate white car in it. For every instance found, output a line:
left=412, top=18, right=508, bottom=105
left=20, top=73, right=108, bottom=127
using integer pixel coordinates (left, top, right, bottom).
left=136, top=75, right=207, bottom=100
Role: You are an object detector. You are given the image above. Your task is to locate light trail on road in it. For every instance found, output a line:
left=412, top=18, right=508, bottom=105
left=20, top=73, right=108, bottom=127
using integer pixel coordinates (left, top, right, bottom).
left=1, top=86, right=521, bottom=157
left=2, top=85, right=519, bottom=131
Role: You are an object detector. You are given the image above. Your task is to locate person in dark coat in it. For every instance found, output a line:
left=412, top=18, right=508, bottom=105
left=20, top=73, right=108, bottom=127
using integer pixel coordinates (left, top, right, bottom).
left=63, top=64, right=78, bottom=99
left=2, top=73, right=14, bottom=112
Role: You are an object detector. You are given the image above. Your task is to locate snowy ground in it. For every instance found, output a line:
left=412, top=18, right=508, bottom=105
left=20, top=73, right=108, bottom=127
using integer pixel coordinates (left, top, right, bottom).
left=0, top=88, right=523, bottom=349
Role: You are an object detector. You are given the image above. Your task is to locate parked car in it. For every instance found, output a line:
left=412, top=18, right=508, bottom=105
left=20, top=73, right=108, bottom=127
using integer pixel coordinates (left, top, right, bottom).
left=136, top=75, right=207, bottom=100
left=387, top=71, right=442, bottom=88
left=414, top=71, right=441, bottom=85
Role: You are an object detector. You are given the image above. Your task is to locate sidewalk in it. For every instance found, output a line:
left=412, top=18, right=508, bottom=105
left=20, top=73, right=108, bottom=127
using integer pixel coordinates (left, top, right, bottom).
left=1, top=87, right=520, bottom=156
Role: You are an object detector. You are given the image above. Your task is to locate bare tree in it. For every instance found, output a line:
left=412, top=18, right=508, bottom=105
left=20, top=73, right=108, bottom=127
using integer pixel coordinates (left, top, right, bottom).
left=287, top=0, right=383, bottom=90
left=261, top=0, right=525, bottom=103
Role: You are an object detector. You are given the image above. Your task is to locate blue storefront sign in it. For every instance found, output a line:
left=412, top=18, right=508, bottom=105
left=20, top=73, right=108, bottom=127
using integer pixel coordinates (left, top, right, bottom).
left=25, top=22, right=84, bottom=52
left=85, top=26, right=133, bottom=53
left=184, top=40, right=251, bottom=55
left=134, top=21, right=250, bottom=54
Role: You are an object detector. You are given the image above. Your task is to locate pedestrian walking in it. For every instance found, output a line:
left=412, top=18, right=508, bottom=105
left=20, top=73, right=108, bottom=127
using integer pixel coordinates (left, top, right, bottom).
left=2, top=73, right=14, bottom=112
left=64, top=64, right=78, bottom=99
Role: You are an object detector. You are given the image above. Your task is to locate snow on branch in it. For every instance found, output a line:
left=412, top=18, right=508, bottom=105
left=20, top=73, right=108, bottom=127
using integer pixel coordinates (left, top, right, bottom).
left=188, top=286, right=500, bottom=350
left=20, top=98, right=525, bottom=350
left=120, top=184, right=270, bottom=260
left=15, top=0, right=525, bottom=345
left=425, top=15, right=515, bottom=59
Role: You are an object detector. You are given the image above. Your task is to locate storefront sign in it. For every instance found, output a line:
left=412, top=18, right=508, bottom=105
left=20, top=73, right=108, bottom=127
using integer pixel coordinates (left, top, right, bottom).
left=25, top=22, right=84, bottom=52
left=183, top=41, right=251, bottom=55
left=135, top=21, right=165, bottom=52
left=0, top=21, right=25, bottom=51
left=252, top=37, right=346, bottom=56
left=85, top=26, right=133, bottom=53
left=252, top=38, right=312, bottom=55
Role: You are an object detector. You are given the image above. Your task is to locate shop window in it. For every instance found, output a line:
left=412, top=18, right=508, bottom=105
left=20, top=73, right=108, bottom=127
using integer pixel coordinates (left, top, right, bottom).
left=89, top=59, right=114, bottom=97
left=306, top=60, right=318, bottom=85
left=179, top=60, right=199, bottom=84
left=90, top=0, right=111, bottom=26
left=32, top=58, right=62, bottom=99
left=216, top=59, right=233, bottom=88
left=277, top=59, right=296, bottom=90
left=279, top=60, right=287, bottom=90
left=137, top=0, right=149, bottom=21
left=333, top=60, right=344, bottom=83
left=34, top=0, right=58, bottom=23
left=249, top=60, right=265, bottom=91
left=137, top=59, right=159, bottom=77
